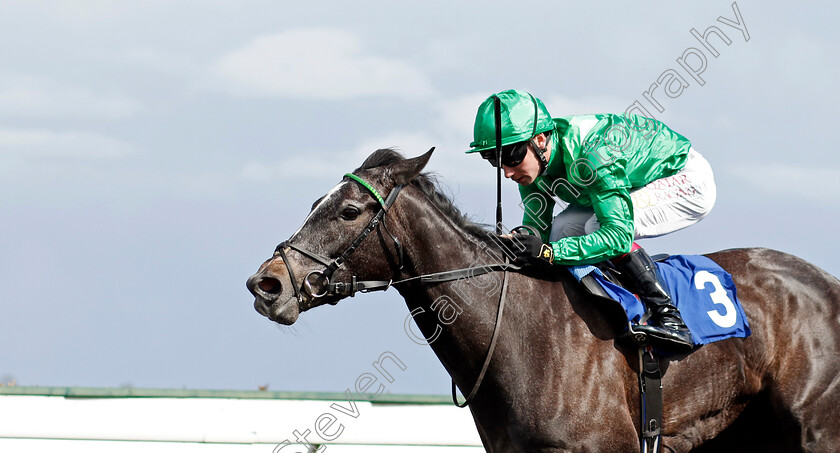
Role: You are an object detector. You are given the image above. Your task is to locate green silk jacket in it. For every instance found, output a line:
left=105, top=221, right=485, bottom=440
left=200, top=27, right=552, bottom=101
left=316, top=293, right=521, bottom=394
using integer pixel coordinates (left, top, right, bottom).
left=519, top=114, right=691, bottom=265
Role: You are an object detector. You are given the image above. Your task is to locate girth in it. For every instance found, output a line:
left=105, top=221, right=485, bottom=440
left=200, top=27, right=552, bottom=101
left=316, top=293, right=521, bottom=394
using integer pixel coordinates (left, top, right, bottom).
left=575, top=264, right=666, bottom=453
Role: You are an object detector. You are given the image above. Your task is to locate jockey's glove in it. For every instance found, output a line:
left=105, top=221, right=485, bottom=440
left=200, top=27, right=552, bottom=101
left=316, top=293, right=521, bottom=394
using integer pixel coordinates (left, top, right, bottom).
left=500, top=233, right=554, bottom=266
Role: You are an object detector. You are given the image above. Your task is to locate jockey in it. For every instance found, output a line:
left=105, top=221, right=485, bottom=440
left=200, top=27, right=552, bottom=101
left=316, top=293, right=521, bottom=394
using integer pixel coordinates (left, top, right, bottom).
left=468, top=89, right=717, bottom=352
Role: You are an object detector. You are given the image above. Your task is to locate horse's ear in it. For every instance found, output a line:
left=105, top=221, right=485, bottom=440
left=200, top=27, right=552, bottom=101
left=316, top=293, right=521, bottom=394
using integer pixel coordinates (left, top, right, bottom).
left=391, top=147, right=434, bottom=185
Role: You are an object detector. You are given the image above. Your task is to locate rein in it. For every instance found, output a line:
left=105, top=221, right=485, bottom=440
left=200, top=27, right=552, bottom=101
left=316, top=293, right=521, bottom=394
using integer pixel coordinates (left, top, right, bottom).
left=275, top=171, right=517, bottom=407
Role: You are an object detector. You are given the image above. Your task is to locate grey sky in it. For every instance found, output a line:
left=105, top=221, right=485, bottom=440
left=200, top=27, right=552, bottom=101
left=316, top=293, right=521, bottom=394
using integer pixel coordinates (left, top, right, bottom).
left=1, top=1, right=838, bottom=394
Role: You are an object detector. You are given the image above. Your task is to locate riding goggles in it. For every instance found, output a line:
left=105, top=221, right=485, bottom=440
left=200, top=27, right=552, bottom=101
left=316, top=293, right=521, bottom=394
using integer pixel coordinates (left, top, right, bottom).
left=480, top=142, right=529, bottom=168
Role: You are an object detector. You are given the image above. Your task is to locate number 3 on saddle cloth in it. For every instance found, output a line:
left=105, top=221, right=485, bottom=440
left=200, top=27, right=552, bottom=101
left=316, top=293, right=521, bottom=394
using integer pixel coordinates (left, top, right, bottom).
left=569, top=254, right=751, bottom=349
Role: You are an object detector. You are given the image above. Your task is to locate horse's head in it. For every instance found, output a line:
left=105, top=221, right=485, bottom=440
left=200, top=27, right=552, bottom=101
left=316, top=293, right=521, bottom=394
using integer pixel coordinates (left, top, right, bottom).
left=246, top=148, right=433, bottom=325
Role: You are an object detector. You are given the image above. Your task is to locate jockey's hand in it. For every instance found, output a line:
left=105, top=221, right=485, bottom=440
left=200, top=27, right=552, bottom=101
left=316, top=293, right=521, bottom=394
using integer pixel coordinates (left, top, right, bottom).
left=499, top=233, right=554, bottom=266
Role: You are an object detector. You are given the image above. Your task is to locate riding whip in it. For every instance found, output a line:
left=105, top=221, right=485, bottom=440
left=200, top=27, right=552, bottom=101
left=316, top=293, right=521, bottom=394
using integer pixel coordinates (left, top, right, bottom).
left=493, top=95, right=503, bottom=235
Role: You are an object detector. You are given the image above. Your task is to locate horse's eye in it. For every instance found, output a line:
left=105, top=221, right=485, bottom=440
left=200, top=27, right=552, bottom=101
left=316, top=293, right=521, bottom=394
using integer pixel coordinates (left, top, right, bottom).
left=341, top=206, right=360, bottom=220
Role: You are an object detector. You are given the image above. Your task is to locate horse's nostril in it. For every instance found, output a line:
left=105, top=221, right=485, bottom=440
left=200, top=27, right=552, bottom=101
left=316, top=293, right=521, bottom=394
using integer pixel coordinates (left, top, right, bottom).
left=258, top=277, right=282, bottom=295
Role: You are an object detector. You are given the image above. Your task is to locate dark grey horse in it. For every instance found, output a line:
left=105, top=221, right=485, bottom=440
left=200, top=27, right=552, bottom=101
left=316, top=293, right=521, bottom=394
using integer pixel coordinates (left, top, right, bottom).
left=247, top=149, right=840, bottom=452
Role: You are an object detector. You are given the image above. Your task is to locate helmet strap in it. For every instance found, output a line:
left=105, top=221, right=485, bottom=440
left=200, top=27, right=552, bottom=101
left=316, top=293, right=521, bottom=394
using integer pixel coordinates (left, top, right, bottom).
left=529, top=135, right=549, bottom=176
left=526, top=93, right=549, bottom=176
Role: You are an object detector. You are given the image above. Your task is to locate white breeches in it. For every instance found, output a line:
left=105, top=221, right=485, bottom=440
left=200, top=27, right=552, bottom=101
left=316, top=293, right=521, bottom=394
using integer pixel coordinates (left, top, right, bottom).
left=548, top=149, right=717, bottom=242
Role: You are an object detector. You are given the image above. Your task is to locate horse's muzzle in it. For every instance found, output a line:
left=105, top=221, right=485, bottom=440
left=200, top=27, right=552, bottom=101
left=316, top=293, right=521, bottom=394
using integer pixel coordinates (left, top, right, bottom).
left=247, top=273, right=282, bottom=300
left=246, top=272, right=300, bottom=325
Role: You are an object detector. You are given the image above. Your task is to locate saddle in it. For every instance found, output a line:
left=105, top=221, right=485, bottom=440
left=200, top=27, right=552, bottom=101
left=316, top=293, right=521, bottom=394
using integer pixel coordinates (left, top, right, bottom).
left=578, top=256, right=665, bottom=342
left=572, top=254, right=750, bottom=349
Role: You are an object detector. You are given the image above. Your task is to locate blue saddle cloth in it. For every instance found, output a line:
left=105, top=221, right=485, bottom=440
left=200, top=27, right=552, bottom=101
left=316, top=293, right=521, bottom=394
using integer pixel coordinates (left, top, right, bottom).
left=568, top=255, right=751, bottom=346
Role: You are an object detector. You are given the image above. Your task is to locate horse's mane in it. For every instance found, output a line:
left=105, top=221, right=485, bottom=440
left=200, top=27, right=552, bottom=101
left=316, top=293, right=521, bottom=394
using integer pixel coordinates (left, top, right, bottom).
left=357, top=149, right=499, bottom=248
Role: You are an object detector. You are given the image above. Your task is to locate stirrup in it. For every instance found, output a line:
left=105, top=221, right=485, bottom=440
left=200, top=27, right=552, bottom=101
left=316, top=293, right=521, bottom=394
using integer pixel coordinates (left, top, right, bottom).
left=621, top=322, right=651, bottom=346
left=623, top=322, right=694, bottom=354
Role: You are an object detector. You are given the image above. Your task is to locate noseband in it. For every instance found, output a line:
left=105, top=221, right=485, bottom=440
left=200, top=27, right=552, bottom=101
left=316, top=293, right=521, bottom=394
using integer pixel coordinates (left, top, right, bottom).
left=275, top=173, right=404, bottom=305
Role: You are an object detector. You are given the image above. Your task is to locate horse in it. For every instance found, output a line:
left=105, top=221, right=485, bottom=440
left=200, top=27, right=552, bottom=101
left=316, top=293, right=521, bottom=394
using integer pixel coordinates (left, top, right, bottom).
left=246, top=149, right=840, bottom=452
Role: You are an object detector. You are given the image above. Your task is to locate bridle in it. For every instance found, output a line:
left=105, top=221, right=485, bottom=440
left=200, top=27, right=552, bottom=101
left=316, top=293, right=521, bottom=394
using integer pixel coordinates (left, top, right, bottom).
left=274, top=173, right=404, bottom=304
left=272, top=169, right=517, bottom=407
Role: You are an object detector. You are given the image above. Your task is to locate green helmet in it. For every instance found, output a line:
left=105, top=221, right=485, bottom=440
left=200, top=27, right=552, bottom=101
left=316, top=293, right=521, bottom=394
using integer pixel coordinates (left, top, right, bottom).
left=467, top=89, right=555, bottom=154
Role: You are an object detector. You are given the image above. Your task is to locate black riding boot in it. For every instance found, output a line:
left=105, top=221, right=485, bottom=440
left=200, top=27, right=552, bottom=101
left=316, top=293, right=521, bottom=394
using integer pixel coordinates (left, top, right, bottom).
left=615, top=248, right=694, bottom=353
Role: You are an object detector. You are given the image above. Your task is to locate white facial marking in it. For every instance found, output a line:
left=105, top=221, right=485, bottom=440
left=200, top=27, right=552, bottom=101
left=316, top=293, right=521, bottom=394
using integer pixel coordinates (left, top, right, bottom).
left=289, top=181, right=348, bottom=240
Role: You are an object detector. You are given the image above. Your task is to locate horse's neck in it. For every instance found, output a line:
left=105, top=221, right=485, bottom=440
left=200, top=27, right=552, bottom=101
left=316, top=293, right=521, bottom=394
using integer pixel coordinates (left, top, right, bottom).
left=396, top=191, right=509, bottom=290
left=392, top=190, right=572, bottom=385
